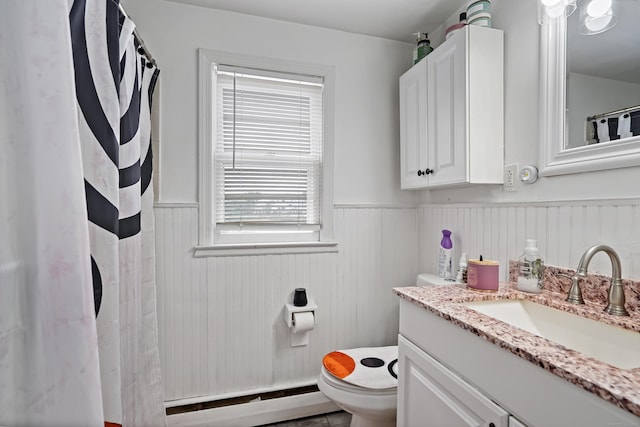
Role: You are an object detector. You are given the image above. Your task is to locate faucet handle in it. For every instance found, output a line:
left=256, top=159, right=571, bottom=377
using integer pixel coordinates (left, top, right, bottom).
left=556, top=273, right=585, bottom=304
left=565, top=274, right=585, bottom=305
left=604, top=278, right=630, bottom=316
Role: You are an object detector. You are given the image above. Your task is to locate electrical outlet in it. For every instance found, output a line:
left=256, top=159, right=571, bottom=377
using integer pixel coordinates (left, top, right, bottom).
left=504, top=164, right=518, bottom=192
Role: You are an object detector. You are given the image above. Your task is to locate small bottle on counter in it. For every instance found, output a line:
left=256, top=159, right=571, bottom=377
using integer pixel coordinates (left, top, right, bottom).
left=438, top=230, right=453, bottom=278
left=517, top=239, right=544, bottom=293
left=456, top=252, right=468, bottom=283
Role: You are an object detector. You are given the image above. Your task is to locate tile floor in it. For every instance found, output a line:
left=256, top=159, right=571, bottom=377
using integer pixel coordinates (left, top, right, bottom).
left=258, top=410, right=352, bottom=427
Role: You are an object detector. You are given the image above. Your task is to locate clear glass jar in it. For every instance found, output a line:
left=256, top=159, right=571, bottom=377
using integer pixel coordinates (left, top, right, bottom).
left=517, top=239, right=544, bottom=293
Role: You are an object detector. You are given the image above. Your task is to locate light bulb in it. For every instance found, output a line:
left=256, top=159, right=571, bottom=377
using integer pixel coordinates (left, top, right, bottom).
left=585, top=14, right=613, bottom=31
left=586, top=0, right=612, bottom=17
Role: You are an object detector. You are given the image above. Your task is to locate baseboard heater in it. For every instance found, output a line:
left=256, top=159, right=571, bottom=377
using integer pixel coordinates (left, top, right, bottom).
left=165, top=385, right=339, bottom=427
left=166, top=384, right=319, bottom=416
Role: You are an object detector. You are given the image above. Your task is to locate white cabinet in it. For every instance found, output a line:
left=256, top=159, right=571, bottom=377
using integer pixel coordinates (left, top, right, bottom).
left=399, top=59, right=428, bottom=189
left=425, top=28, right=467, bottom=187
left=398, top=298, right=640, bottom=427
left=399, top=25, right=504, bottom=189
left=398, top=335, right=509, bottom=427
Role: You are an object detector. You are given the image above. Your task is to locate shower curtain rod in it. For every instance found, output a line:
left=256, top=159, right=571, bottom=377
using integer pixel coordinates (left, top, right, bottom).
left=587, top=104, right=640, bottom=121
left=118, top=3, right=157, bottom=67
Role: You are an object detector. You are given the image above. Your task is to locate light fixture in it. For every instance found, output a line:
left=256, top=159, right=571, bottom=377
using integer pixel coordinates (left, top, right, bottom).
left=579, top=0, right=617, bottom=35
left=537, top=0, right=578, bottom=25
left=586, top=0, right=611, bottom=16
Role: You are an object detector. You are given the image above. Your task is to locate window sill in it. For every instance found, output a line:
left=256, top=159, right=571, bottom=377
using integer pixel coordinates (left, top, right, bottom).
left=194, top=241, right=339, bottom=257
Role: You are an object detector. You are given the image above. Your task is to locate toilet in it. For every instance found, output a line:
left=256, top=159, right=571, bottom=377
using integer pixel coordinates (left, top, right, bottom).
left=318, top=274, right=447, bottom=426
left=317, top=346, right=398, bottom=427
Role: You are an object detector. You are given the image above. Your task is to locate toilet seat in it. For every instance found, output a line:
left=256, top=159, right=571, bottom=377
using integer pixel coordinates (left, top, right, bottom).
left=322, top=346, right=398, bottom=390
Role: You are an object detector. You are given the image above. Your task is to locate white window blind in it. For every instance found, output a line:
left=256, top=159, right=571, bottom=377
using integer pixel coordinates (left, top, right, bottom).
left=213, top=65, right=324, bottom=241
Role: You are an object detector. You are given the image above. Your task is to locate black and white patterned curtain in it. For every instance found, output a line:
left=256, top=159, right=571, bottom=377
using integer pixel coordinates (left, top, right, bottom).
left=70, top=0, right=165, bottom=424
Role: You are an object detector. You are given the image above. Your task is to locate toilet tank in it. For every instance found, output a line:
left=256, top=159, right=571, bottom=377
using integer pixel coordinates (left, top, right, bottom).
left=416, top=273, right=462, bottom=286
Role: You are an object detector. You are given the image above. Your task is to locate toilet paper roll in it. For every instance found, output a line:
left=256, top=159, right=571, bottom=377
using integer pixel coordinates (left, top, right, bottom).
left=292, top=311, right=315, bottom=333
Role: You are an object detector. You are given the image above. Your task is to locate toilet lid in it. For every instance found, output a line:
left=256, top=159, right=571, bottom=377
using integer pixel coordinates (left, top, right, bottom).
left=322, top=346, right=398, bottom=390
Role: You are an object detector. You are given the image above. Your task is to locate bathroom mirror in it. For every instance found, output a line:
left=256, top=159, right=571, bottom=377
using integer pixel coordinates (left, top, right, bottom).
left=539, top=1, right=640, bottom=176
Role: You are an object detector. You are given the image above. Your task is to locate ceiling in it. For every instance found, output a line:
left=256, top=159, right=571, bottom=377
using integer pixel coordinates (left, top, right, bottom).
left=163, top=0, right=469, bottom=42
left=568, top=1, right=640, bottom=84
left=163, top=0, right=640, bottom=85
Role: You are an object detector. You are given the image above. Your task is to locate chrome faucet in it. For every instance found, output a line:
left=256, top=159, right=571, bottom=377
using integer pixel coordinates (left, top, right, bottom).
left=566, top=245, right=629, bottom=316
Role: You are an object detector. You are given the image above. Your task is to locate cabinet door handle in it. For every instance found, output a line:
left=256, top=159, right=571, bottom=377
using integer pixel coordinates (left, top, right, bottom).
left=417, top=170, right=424, bottom=176
left=425, top=168, right=434, bottom=175
left=489, top=423, right=495, bottom=427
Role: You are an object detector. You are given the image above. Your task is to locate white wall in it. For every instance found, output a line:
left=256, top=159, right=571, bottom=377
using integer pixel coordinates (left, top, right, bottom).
left=419, top=200, right=640, bottom=282
left=567, top=72, right=640, bottom=148
left=125, top=0, right=640, bottom=404
left=124, top=0, right=417, bottom=206
left=417, top=0, right=640, bottom=280
left=154, top=205, right=417, bottom=402
left=123, top=0, right=420, bottom=403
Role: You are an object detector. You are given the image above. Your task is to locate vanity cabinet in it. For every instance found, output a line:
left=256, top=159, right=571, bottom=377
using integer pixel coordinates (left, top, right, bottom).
left=399, top=25, right=504, bottom=189
left=398, top=335, right=509, bottom=426
left=397, top=298, right=640, bottom=427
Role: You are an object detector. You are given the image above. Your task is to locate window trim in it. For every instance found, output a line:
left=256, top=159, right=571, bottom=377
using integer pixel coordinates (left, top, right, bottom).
left=196, top=49, right=336, bottom=256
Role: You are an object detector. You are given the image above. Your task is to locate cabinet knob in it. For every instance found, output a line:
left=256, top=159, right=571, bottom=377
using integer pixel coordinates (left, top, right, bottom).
left=417, top=170, right=424, bottom=176
left=489, top=423, right=495, bottom=427
left=425, top=168, right=434, bottom=175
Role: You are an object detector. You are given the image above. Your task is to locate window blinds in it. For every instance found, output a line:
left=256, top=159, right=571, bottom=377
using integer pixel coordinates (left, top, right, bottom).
left=214, top=66, right=324, bottom=228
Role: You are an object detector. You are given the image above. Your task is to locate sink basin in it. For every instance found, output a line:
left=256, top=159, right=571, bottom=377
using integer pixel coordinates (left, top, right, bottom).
left=463, top=299, right=640, bottom=370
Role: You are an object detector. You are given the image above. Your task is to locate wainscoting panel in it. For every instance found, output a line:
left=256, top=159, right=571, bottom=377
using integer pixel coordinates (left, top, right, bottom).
left=154, top=205, right=419, bottom=402
left=418, top=200, right=640, bottom=281
left=154, top=200, right=639, bottom=403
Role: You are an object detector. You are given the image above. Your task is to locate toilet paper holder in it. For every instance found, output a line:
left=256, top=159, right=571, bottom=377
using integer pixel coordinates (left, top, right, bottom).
left=283, top=301, right=318, bottom=329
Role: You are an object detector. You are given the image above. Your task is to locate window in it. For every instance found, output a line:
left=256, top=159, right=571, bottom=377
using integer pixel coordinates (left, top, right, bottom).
left=197, top=50, right=336, bottom=256
left=214, top=66, right=323, bottom=242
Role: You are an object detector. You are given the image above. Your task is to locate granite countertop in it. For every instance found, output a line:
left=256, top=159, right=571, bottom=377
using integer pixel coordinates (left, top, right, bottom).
left=393, top=264, right=640, bottom=418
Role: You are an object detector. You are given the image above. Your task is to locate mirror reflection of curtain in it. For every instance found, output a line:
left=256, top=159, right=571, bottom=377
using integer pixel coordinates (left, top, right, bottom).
left=586, top=108, right=640, bottom=144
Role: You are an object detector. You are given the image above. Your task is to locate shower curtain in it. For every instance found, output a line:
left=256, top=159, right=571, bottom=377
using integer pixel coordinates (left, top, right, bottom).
left=70, top=0, right=165, bottom=424
left=0, top=0, right=165, bottom=425
left=0, top=1, right=104, bottom=425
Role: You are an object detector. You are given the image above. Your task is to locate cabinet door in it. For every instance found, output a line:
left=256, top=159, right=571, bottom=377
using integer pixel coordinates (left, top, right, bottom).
left=398, top=335, right=509, bottom=427
left=427, top=30, right=467, bottom=186
left=399, top=59, right=428, bottom=189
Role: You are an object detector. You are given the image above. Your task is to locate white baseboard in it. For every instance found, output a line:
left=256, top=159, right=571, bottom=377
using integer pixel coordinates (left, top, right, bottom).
left=166, top=391, right=340, bottom=427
